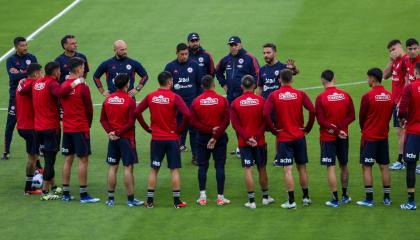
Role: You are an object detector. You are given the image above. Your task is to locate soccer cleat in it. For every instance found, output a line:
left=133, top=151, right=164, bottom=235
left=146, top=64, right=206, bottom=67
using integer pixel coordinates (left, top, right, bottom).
left=52, top=187, right=63, bottom=195
left=62, top=194, right=75, bottom=202
left=80, top=195, right=100, bottom=204
left=196, top=197, right=207, bottom=206
left=216, top=197, right=231, bottom=206
left=40, top=193, right=60, bottom=201
left=325, top=200, right=340, bottom=208
left=174, top=201, right=187, bottom=208
left=127, top=199, right=144, bottom=207
left=281, top=201, right=297, bottom=209
left=146, top=202, right=154, bottom=208
left=383, top=198, right=392, bottom=206
left=179, top=145, right=187, bottom=152
left=389, top=162, right=405, bottom=171
left=341, top=196, right=352, bottom=204
left=1, top=152, right=9, bottom=160
left=235, top=148, right=241, bottom=158
left=24, top=189, right=43, bottom=195
left=302, top=197, right=312, bottom=206
left=244, top=201, right=256, bottom=209
left=416, top=168, right=420, bottom=175
left=356, top=199, right=374, bottom=207
left=262, top=197, right=275, bottom=205
left=416, top=164, right=420, bottom=171
left=105, top=199, right=115, bottom=207
left=400, top=201, right=416, bottom=210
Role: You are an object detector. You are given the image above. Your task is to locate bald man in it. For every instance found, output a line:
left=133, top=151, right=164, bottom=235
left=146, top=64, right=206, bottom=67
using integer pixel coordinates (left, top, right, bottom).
left=93, top=40, right=149, bottom=97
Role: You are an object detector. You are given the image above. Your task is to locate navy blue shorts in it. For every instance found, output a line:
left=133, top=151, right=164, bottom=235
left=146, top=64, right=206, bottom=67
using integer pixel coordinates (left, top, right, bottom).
left=36, top=129, right=60, bottom=153
left=360, top=139, right=390, bottom=166
left=62, top=132, right=91, bottom=157
left=18, top=129, right=39, bottom=155
left=392, top=105, right=401, bottom=128
left=320, top=138, right=349, bottom=166
left=403, top=133, right=420, bottom=163
left=107, top=137, right=138, bottom=167
left=275, top=137, right=308, bottom=166
left=150, top=140, right=181, bottom=169
left=240, top=144, right=267, bottom=168
left=196, top=133, right=228, bottom=167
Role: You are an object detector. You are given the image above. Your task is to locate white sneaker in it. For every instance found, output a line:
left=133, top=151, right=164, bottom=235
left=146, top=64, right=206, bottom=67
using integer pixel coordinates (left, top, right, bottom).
left=196, top=196, right=207, bottom=206
left=281, top=201, right=297, bottom=209
left=217, top=197, right=231, bottom=205
left=235, top=147, right=241, bottom=158
left=416, top=164, right=420, bottom=170
left=302, top=197, right=312, bottom=206
left=244, top=201, right=256, bottom=209
left=389, top=162, right=405, bottom=171
left=262, top=197, right=275, bottom=205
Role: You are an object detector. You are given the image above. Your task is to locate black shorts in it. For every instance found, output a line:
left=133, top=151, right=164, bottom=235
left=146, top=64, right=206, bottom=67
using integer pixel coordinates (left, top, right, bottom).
left=107, top=137, right=138, bottom=167
left=150, top=140, right=181, bottom=169
left=196, top=133, right=228, bottom=167
left=240, top=144, right=267, bottom=168
left=320, top=138, right=349, bottom=166
left=275, top=137, right=308, bottom=166
left=62, top=132, right=91, bottom=157
left=36, top=129, right=61, bottom=153
left=18, top=129, right=39, bottom=155
left=403, top=133, right=420, bottom=163
left=392, top=105, right=401, bottom=128
left=360, top=139, right=390, bottom=166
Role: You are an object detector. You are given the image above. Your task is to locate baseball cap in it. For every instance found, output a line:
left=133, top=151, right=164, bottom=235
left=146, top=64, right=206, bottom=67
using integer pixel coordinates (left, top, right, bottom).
left=228, top=36, right=241, bottom=44
left=188, top=33, right=200, bottom=41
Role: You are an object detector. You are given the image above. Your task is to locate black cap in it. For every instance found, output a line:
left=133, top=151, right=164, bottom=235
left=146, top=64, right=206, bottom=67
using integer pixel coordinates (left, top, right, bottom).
left=228, top=36, right=241, bottom=44
left=187, top=32, right=200, bottom=41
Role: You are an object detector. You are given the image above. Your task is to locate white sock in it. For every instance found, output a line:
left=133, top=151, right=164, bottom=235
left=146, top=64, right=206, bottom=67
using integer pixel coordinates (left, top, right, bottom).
left=200, top=190, right=206, bottom=198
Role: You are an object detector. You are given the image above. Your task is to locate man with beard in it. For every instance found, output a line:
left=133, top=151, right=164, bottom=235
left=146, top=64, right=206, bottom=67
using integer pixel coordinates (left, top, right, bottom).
left=187, top=32, right=215, bottom=77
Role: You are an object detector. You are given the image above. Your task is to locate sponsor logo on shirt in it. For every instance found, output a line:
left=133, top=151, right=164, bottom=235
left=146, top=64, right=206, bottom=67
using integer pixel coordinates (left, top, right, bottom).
left=375, top=93, right=391, bottom=102
left=126, top=64, right=132, bottom=70
left=238, top=58, right=244, bottom=64
left=198, top=57, right=204, bottom=63
left=327, top=92, right=345, bottom=101
left=187, top=67, right=193, bottom=73
left=240, top=97, right=259, bottom=106
left=108, top=96, right=125, bottom=105
left=26, top=60, right=31, bottom=65
left=417, top=86, right=420, bottom=92
left=274, top=70, right=280, bottom=76
left=279, top=91, right=297, bottom=100
left=263, top=85, right=279, bottom=92
left=174, top=84, right=193, bottom=90
left=178, top=77, right=190, bottom=83
left=34, top=82, right=46, bottom=90
left=152, top=95, right=170, bottom=104
left=200, top=97, right=219, bottom=106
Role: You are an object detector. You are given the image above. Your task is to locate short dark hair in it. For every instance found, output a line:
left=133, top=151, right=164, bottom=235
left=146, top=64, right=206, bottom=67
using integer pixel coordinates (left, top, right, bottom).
left=321, top=69, right=334, bottom=82
left=61, top=34, right=75, bottom=49
left=68, top=57, right=85, bottom=73
left=176, top=43, right=188, bottom=52
left=241, top=75, right=255, bottom=89
left=201, top=75, right=214, bottom=89
left=279, top=69, right=293, bottom=83
left=406, top=38, right=419, bottom=47
left=27, top=63, right=42, bottom=77
left=387, top=39, right=401, bottom=49
left=13, top=36, right=26, bottom=46
left=263, top=43, right=277, bottom=52
left=157, top=71, right=172, bottom=86
left=45, top=62, right=60, bottom=76
left=367, top=68, right=383, bottom=83
left=415, top=62, right=420, bottom=76
left=114, top=74, right=129, bottom=89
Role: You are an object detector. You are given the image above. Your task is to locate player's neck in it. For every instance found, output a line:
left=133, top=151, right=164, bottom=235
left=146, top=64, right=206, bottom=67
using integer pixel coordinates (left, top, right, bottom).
left=371, top=82, right=381, bottom=87
left=64, top=51, right=76, bottom=57
left=16, top=51, right=25, bottom=57
left=68, top=73, right=79, bottom=80
left=324, top=83, right=335, bottom=88
left=267, top=59, right=278, bottom=66
left=159, top=85, right=171, bottom=90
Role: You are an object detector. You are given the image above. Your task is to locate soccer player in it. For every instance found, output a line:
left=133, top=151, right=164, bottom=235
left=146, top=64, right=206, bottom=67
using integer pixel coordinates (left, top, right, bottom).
left=164, top=43, right=203, bottom=164
left=231, top=75, right=275, bottom=209
left=402, top=38, right=420, bottom=83
left=383, top=40, right=407, bottom=171
left=16, top=63, right=43, bottom=195
left=190, top=75, right=230, bottom=206
left=187, top=32, right=215, bottom=77
left=398, top=62, right=420, bottom=210
left=315, top=70, right=355, bottom=208
left=60, top=57, right=99, bottom=203
left=264, top=69, right=315, bottom=209
left=3, top=37, right=37, bottom=160
left=55, top=34, right=89, bottom=83
left=257, top=43, right=299, bottom=99
left=100, top=74, right=143, bottom=207
left=136, top=71, right=190, bottom=208
left=216, top=36, right=259, bottom=103
left=93, top=40, right=148, bottom=97
left=357, top=68, right=393, bottom=207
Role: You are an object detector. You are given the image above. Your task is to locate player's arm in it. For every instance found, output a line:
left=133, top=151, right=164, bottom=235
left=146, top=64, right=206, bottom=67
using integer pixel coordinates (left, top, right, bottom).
left=174, top=95, right=191, bottom=134
left=249, top=55, right=260, bottom=83
left=230, top=106, right=251, bottom=140
left=215, top=59, right=227, bottom=92
left=398, top=85, right=411, bottom=122
left=6, top=57, right=26, bottom=83
left=302, top=92, right=315, bottom=133
left=82, top=55, right=90, bottom=79
left=135, top=97, right=152, bottom=133
left=340, top=95, right=356, bottom=129
left=315, top=96, right=338, bottom=133
left=51, top=79, right=84, bottom=97
left=81, top=85, right=94, bottom=128
left=115, top=100, right=136, bottom=136
left=130, top=61, right=149, bottom=95
left=383, top=60, right=393, bottom=79
left=213, top=99, right=230, bottom=140
left=256, top=71, right=264, bottom=96
left=189, top=102, right=213, bottom=134
left=18, top=81, right=32, bottom=95
left=254, top=101, right=267, bottom=141
left=206, top=51, right=215, bottom=77
left=93, top=61, right=109, bottom=96
left=263, top=93, right=279, bottom=135
left=359, top=94, right=370, bottom=130
left=99, top=102, right=113, bottom=133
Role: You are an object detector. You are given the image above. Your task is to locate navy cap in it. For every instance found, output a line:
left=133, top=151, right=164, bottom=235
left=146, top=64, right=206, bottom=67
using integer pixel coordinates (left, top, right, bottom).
left=228, top=36, right=241, bottom=44
left=187, top=32, right=200, bottom=41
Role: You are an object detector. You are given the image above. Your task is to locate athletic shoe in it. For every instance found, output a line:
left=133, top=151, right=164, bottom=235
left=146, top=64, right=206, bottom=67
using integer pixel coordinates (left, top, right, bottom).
left=127, top=199, right=144, bottom=207
left=196, top=197, right=207, bottom=206
left=400, top=201, right=416, bottom=210
left=341, top=196, right=352, bottom=204
left=216, top=197, right=230, bottom=206
left=416, top=168, right=420, bottom=175
left=1, top=152, right=9, bottom=160
left=273, top=159, right=280, bottom=167
left=24, top=189, right=42, bottom=195
left=52, top=187, right=62, bottom=195
left=62, top=194, right=75, bottom=202
left=325, top=200, right=340, bottom=208
left=356, top=199, right=374, bottom=207
left=389, top=161, right=405, bottom=171
left=35, top=167, right=44, bottom=175
left=80, top=195, right=100, bottom=204
left=416, top=164, right=420, bottom=171
left=383, top=198, right=392, bottom=206
left=262, top=197, right=275, bottom=205
left=180, top=145, right=187, bottom=152
left=105, top=199, right=115, bottom=207
left=174, top=201, right=187, bottom=208
left=146, top=202, right=154, bottom=208
left=40, top=193, right=60, bottom=201
left=302, top=197, right=312, bottom=206
left=235, top=148, right=241, bottom=158
left=244, top=201, right=256, bottom=209
left=281, top=201, right=297, bottom=209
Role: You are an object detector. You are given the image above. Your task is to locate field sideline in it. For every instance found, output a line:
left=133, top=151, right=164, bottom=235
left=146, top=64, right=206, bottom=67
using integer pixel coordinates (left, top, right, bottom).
left=0, top=0, right=419, bottom=239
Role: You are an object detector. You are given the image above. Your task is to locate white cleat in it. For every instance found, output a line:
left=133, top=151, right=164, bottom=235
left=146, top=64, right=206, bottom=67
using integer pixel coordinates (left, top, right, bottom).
left=244, top=201, right=256, bottom=209
left=281, top=201, right=297, bottom=209
left=262, top=197, right=275, bottom=205
left=302, top=197, right=312, bottom=206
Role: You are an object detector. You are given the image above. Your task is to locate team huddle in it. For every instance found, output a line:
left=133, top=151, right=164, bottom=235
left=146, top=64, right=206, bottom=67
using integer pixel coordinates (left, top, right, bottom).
left=4, top=33, right=420, bottom=210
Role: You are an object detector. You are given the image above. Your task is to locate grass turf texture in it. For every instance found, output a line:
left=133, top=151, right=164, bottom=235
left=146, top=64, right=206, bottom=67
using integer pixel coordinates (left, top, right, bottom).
left=0, top=0, right=419, bottom=239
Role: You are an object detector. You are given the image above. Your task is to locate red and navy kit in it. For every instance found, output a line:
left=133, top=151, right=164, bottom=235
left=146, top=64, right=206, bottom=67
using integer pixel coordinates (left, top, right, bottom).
left=216, top=48, right=260, bottom=102
left=402, top=54, right=420, bottom=82
left=55, top=52, right=89, bottom=83
left=390, top=56, right=406, bottom=104
left=189, top=47, right=215, bottom=77
left=93, top=56, right=148, bottom=93
left=258, top=61, right=288, bottom=99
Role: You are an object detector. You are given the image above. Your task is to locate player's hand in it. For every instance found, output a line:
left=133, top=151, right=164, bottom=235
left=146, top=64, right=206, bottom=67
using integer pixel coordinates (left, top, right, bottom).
left=9, top=68, right=19, bottom=74
left=207, top=138, right=217, bottom=149
left=128, top=89, right=138, bottom=97
left=102, top=90, right=110, bottom=97
left=108, top=131, right=119, bottom=141
left=286, top=59, right=295, bottom=68
left=222, top=85, right=228, bottom=93
left=399, top=118, right=407, bottom=129
left=300, top=127, right=308, bottom=134
left=18, top=79, right=25, bottom=85
left=246, top=137, right=258, bottom=147
left=212, top=126, right=220, bottom=134
left=338, top=130, right=348, bottom=139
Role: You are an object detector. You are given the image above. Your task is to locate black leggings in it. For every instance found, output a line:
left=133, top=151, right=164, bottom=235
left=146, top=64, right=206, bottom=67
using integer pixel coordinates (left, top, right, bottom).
left=43, top=151, right=57, bottom=181
left=406, top=162, right=416, bottom=189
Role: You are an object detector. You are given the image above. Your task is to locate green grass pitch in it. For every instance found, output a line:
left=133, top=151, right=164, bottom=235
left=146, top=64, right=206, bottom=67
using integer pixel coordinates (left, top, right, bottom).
left=0, top=0, right=419, bottom=239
